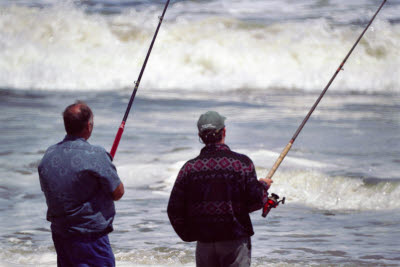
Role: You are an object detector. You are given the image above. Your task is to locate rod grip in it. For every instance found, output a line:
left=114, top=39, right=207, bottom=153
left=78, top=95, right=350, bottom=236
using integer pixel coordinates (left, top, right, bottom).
left=110, top=121, right=126, bottom=159
left=266, top=141, right=293, bottom=179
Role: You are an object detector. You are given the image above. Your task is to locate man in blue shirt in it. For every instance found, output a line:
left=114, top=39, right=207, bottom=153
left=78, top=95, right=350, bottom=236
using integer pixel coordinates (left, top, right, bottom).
left=38, top=101, right=124, bottom=266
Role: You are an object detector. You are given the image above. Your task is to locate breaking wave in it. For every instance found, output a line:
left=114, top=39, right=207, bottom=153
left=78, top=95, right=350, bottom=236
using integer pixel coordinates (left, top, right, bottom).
left=0, top=3, right=399, bottom=93
left=158, top=150, right=400, bottom=211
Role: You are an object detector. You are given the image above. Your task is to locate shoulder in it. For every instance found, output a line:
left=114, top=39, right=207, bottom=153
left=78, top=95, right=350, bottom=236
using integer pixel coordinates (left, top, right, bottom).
left=89, top=144, right=108, bottom=154
left=182, top=157, right=198, bottom=172
left=43, top=143, right=58, bottom=155
left=228, top=149, right=255, bottom=173
left=229, top=149, right=253, bottom=165
left=48, top=140, right=109, bottom=160
left=40, top=141, right=67, bottom=161
left=175, top=156, right=199, bottom=181
left=39, top=143, right=58, bottom=167
left=66, top=140, right=107, bottom=155
left=84, top=144, right=113, bottom=163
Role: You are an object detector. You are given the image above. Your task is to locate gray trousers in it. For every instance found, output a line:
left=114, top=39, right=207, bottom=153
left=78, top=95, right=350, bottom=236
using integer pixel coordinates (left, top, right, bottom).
left=196, top=237, right=251, bottom=267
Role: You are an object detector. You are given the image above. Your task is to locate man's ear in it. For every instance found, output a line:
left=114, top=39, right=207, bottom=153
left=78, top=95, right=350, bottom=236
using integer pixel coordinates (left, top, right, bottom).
left=86, top=120, right=91, bottom=131
left=84, top=119, right=93, bottom=138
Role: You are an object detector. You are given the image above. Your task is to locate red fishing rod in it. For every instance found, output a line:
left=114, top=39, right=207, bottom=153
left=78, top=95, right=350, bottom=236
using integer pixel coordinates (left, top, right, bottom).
left=262, top=0, right=387, bottom=217
left=110, top=0, right=171, bottom=159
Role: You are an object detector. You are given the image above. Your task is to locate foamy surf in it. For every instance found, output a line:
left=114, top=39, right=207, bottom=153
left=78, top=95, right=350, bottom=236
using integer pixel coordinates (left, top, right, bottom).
left=0, top=251, right=194, bottom=267
left=157, top=150, right=400, bottom=211
left=0, top=3, right=398, bottom=92
left=268, top=170, right=400, bottom=211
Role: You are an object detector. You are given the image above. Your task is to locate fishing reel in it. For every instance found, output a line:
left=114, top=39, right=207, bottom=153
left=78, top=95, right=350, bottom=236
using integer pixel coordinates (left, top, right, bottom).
left=262, top=193, right=285, bottom=218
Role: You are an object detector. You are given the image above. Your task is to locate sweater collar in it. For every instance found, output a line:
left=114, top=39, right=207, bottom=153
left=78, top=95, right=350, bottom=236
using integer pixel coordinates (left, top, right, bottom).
left=201, top=143, right=230, bottom=153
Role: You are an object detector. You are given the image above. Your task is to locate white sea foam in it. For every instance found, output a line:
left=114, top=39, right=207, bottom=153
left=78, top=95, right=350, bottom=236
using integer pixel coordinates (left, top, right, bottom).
left=114, top=249, right=195, bottom=267
left=117, top=163, right=173, bottom=187
left=116, top=144, right=400, bottom=211
left=160, top=152, right=400, bottom=211
left=0, top=250, right=195, bottom=267
left=270, top=170, right=400, bottom=211
left=0, top=4, right=398, bottom=92
left=0, top=249, right=56, bottom=267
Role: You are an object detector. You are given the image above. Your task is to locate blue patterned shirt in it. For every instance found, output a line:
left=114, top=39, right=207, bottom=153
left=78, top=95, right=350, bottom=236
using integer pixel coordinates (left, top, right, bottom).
left=38, top=135, right=121, bottom=238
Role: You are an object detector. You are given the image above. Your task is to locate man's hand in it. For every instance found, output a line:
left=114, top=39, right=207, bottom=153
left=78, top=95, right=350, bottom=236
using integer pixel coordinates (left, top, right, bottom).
left=112, top=182, right=125, bottom=201
left=259, top=178, right=273, bottom=187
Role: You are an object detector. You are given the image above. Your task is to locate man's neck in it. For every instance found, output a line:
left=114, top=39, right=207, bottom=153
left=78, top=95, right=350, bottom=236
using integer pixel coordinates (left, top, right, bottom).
left=217, top=139, right=225, bottom=145
left=66, top=133, right=88, bottom=140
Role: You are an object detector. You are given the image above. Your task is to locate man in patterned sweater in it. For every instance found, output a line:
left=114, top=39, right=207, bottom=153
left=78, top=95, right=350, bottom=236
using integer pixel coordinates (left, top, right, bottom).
left=167, top=111, right=273, bottom=267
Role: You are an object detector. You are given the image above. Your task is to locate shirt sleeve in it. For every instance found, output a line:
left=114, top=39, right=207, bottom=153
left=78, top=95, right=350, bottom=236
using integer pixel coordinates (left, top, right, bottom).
left=167, top=163, right=194, bottom=242
left=93, top=149, right=122, bottom=194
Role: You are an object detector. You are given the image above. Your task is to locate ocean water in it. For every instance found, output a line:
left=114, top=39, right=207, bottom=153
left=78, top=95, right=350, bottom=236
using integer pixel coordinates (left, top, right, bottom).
left=0, top=0, right=399, bottom=266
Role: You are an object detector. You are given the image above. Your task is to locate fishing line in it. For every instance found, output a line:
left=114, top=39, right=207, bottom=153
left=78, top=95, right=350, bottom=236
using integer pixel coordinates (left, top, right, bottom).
left=265, top=0, right=387, bottom=180
left=110, top=0, right=171, bottom=159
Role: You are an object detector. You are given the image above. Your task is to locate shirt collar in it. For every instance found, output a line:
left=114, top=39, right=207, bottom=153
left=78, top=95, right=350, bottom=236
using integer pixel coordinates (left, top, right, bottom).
left=63, top=134, right=87, bottom=142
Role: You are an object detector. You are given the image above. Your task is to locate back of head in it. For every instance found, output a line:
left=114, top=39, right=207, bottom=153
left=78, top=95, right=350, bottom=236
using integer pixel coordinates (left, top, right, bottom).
left=197, top=111, right=226, bottom=145
left=199, top=129, right=225, bottom=144
left=63, top=101, right=93, bottom=136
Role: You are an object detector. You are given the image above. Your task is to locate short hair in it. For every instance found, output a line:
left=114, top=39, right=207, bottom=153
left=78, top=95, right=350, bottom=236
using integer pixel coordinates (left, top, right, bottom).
left=199, top=128, right=224, bottom=145
left=63, top=101, right=93, bottom=136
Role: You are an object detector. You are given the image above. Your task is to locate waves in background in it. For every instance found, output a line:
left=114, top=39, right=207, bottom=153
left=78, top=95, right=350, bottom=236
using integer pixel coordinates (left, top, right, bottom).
left=0, top=0, right=399, bottom=92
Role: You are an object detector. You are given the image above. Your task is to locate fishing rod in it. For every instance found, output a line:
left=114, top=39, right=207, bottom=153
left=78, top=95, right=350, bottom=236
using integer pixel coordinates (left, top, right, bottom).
left=110, top=0, right=171, bottom=159
left=262, top=0, right=386, bottom=217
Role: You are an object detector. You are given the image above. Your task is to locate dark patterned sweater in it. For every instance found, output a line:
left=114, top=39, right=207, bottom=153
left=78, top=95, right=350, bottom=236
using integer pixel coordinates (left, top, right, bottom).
left=167, top=143, right=269, bottom=242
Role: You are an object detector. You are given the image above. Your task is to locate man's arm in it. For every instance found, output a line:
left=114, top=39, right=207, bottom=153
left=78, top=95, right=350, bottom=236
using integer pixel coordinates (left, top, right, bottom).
left=256, top=178, right=272, bottom=211
left=167, top=165, right=195, bottom=242
left=245, top=160, right=272, bottom=212
left=94, top=149, right=124, bottom=200
left=112, top=182, right=124, bottom=201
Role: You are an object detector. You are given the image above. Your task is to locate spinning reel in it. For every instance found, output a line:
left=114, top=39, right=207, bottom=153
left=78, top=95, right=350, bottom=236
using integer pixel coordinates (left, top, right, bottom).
left=262, top=193, right=285, bottom=218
